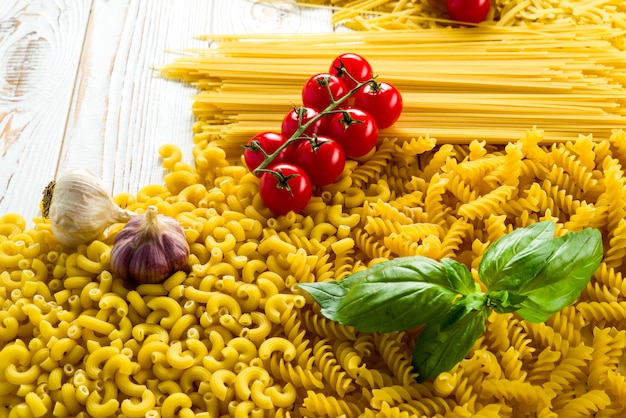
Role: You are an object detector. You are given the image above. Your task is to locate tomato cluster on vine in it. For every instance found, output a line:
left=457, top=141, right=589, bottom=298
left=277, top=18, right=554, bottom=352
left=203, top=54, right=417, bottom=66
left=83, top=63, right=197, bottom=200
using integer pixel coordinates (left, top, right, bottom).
left=243, top=53, right=403, bottom=215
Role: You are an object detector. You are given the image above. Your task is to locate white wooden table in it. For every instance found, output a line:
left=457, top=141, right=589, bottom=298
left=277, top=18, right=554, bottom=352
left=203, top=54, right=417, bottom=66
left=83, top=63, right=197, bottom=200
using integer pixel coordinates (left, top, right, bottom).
left=0, top=0, right=332, bottom=225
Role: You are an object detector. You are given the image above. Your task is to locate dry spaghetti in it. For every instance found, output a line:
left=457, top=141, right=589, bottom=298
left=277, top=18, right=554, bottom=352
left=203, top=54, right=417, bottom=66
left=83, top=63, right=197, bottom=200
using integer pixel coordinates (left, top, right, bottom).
left=160, top=25, right=626, bottom=148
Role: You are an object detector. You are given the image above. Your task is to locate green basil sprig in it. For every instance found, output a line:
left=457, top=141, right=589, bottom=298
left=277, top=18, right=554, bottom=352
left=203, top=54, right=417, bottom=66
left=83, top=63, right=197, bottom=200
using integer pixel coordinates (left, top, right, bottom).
left=298, top=221, right=602, bottom=382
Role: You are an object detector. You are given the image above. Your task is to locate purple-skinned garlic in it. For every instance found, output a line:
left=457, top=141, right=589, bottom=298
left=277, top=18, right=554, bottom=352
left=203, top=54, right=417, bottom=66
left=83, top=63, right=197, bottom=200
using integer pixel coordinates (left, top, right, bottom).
left=110, top=205, right=189, bottom=284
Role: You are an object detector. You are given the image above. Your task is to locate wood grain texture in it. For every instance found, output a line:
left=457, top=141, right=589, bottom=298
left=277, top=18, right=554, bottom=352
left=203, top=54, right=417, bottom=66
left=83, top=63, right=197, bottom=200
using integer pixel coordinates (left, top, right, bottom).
left=0, top=0, right=91, bottom=222
left=0, top=0, right=334, bottom=224
left=59, top=0, right=215, bottom=210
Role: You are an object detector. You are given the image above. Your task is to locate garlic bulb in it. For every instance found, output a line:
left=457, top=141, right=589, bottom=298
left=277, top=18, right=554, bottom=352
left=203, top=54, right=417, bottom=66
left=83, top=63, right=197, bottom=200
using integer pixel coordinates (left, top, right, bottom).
left=110, top=205, right=189, bottom=284
left=45, top=169, right=134, bottom=247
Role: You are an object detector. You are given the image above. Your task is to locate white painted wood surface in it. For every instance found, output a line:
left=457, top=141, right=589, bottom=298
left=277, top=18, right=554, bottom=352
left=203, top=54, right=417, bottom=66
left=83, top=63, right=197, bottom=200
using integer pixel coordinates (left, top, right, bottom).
left=0, top=0, right=333, bottom=225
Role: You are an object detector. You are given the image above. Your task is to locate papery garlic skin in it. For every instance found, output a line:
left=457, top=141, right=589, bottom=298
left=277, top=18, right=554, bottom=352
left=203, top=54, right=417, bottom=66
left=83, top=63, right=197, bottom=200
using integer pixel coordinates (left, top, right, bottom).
left=110, top=205, right=190, bottom=284
left=48, top=169, right=134, bottom=247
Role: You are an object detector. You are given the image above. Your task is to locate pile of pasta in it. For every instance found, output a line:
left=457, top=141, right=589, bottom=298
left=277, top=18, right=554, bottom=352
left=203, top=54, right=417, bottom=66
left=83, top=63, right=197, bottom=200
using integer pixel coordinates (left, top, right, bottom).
left=293, top=0, right=626, bottom=30
left=2, top=21, right=626, bottom=418
left=3, top=128, right=626, bottom=417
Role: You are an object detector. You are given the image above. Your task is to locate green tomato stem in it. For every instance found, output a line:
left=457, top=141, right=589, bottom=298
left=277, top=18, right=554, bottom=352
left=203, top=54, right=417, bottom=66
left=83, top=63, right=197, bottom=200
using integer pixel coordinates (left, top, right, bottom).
left=252, top=76, right=375, bottom=175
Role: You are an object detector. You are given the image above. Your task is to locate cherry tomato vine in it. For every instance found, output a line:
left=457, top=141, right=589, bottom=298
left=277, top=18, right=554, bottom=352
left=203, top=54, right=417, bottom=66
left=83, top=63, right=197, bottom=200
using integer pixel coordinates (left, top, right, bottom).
left=243, top=53, right=404, bottom=215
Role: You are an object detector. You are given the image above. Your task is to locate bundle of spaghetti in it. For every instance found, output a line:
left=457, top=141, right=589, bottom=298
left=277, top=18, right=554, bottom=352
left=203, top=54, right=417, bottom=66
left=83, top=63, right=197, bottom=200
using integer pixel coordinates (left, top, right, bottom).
left=160, top=24, right=626, bottom=147
left=291, top=0, right=626, bottom=30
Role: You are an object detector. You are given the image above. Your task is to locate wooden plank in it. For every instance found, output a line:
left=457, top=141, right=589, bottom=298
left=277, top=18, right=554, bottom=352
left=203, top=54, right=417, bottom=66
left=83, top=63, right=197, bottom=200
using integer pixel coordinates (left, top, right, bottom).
left=0, top=0, right=92, bottom=222
left=58, top=0, right=216, bottom=216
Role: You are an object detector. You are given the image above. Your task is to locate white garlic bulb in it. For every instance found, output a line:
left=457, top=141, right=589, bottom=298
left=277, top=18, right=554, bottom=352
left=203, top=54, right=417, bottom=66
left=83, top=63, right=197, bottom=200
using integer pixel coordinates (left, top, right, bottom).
left=45, top=169, right=134, bottom=247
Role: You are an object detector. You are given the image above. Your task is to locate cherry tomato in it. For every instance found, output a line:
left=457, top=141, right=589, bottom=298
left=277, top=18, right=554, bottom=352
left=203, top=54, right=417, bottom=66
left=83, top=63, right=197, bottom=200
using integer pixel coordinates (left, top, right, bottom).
left=446, top=0, right=491, bottom=24
left=281, top=106, right=325, bottom=140
left=353, top=81, right=403, bottom=129
left=243, top=132, right=293, bottom=176
left=259, top=163, right=312, bottom=215
left=329, top=53, right=373, bottom=90
left=302, top=73, right=348, bottom=112
left=294, top=136, right=346, bottom=186
left=327, top=108, right=379, bottom=159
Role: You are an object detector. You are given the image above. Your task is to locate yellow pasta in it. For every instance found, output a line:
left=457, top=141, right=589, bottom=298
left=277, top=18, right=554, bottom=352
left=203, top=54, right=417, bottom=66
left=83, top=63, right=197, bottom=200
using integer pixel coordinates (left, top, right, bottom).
left=25, top=391, right=49, bottom=417
left=209, top=369, right=237, bottom=402
left=159, top=143, right=183, bottom=170
left=164, top=27, right=626, bottom=147
left=145, top=296, right=182, bottom=329
left=115, top=372, right=147, bottom=398
left=86, top=388, right=119, bottom=418
left=4, top=10, right=626, bottom=417
left=258, top=337, right=297, bottom=362
left=120, top=389, right=156, bottom=417
left=160, top=392, right=192, bottom=417
left=166, top=341, right=195, bottom=370
left=102, top=353, right=133, bottom=381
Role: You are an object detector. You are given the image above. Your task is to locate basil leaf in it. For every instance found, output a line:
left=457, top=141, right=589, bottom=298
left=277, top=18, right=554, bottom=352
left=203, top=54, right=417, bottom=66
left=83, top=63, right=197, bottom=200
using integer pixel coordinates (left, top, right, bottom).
left=478, top=221, right=556, bottom=292
left=439, top=292, right=486, bottom=331
left=442, top=258, right=479, bottom=295
left=412, top=294, right=489, bottom=382
left=298, top=256, right=467, bottom=333
left=515, top=227, right=603, bottom=323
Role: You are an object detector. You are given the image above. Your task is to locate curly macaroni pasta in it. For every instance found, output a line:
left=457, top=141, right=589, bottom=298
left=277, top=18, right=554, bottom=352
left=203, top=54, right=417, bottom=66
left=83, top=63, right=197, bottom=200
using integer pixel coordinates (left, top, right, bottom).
left=3, top=124, right=626, bottom=416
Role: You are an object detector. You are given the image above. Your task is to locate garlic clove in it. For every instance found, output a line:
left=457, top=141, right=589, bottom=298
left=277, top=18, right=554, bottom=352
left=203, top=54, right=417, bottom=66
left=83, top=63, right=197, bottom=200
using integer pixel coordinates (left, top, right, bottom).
left=128, top=242, right=172, bottom=284
left=161, top=233, right=191, bottom=271
left=110, top=205, right=190, bottom=284
left=45, top=169, right=134, bottom=247
left=109, top=239, right=133, bottom=280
